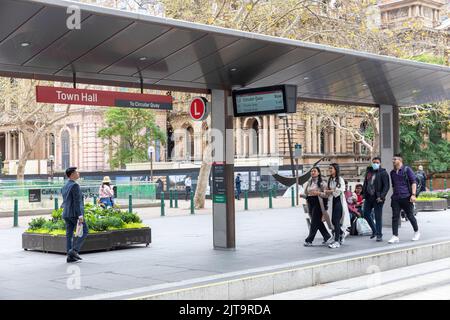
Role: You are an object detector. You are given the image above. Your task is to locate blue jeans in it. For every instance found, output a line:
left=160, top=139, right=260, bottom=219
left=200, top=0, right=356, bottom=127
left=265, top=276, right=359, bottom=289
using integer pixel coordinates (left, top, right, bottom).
left=363, top=197, right=384, bottom=237
left=100, top=197, right=113, bottom=208
left=64, top=217, right=89, bottom=254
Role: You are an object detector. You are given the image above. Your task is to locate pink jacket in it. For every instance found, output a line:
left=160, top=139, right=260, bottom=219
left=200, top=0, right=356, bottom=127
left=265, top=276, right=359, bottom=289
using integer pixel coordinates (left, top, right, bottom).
left=99, top=185, right=114, bottom=198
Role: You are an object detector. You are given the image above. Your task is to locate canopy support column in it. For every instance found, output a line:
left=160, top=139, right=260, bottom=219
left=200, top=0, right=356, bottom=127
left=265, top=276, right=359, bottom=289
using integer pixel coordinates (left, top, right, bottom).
left=379, top=104, right=400, bottom=227
left=211, top=89, right=235, bottom=249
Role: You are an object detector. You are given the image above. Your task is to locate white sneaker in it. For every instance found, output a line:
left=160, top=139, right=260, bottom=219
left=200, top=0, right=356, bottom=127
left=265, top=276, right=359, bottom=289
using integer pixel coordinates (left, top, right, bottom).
left=328, top=241, right=341, bottom=249
left=388, top=236, right=400, bottom=244
left=412, top=232, right=421, bottom=241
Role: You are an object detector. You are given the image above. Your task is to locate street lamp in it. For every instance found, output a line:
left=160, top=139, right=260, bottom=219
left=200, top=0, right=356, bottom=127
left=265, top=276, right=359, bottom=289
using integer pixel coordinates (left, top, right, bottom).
left=147, top=146, right=154, bottom=182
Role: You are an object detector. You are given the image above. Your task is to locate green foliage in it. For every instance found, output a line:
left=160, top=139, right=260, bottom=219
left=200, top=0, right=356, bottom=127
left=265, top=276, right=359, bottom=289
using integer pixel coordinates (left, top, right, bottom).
left=416, top=196, right=442, bottom=201
left=51, top=208, right=63, bottom=221
left=28, top=217, right=47, bottom=230
left=27, top=204, right=146, bottom=234
left=411, top=54, right=446, bottom=66
left=400, top=105, right=450, bottom=173
left=98, top=108, right=166, bottom=169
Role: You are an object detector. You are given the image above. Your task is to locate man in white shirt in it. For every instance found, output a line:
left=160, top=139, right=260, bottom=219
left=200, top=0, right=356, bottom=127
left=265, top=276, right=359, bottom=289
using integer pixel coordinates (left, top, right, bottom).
left=185, top=176, right=192, bottom=201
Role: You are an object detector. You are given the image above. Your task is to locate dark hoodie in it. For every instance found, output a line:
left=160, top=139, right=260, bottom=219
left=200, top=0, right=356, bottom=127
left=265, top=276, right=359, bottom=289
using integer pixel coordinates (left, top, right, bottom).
left=362, top=166, right=390, bottom=201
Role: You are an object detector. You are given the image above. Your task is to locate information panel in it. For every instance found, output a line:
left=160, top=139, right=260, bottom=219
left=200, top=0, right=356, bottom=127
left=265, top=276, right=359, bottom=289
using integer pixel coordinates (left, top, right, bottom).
left=232, top=85, right=297, bottom=117
left=212, top=162, right=227, bottom=203
left=235, top=90, right=284, bottom=114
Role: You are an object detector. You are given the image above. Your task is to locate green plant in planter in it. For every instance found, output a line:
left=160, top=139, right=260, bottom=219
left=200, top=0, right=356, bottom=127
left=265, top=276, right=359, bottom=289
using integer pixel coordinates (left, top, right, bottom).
left=29, top=217, right=47, bottom=230
left=51, top=208, right=63, bottom=221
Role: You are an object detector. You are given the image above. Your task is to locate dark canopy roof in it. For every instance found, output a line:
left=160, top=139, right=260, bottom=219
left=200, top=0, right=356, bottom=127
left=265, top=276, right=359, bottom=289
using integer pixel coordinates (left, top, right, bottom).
left=0, top=0, right=449, bottom=106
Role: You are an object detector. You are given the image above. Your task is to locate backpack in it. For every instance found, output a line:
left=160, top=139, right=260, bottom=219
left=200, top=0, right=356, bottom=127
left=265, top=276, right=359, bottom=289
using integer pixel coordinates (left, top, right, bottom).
left=402, top=166, right=423, bottom=197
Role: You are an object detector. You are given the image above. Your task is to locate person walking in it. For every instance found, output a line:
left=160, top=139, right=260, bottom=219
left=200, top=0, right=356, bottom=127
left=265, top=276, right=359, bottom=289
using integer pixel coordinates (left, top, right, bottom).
left=388, top=154, right=420, bottom=244
left=235, top=173, right=242, bottom=200
left=62, top=167, right=89, bottom=263
left=303, top=167, right=332, bottom=246
left=184, top=175, right=192, bottom=201
left=325, top=163, right=350, bottom=249
left=98, top=176, right=115, bottom=208
left=415, top=165, right=427, bottom=193
left=362, top=157, right=390, bottom=242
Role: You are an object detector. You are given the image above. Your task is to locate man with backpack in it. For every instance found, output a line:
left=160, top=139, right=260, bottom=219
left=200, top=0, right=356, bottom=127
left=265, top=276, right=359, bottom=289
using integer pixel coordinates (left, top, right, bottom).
left=388, top=154, right=420, bottom=244
left=415, top=165, right=427, bottom=193
left=362, top=157, right=390, bottom=242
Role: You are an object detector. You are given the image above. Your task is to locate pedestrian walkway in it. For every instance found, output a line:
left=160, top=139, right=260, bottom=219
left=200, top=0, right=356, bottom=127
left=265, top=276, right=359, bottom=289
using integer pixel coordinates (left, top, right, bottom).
left=0, top=204, right=449, bottom=299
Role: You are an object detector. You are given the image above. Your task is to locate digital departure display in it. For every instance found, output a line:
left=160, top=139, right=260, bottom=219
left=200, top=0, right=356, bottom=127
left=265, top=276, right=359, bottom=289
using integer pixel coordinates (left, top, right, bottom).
left=232, top=85, right=297, bottom=117
left=235, top=90, right=285, bottom=114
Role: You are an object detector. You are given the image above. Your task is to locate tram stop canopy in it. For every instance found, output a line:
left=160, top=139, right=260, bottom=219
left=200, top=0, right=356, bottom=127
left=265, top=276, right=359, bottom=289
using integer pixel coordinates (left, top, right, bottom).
left=0, top=0, right=449, bottom=106
left=1, top=0, right=449, bottom=249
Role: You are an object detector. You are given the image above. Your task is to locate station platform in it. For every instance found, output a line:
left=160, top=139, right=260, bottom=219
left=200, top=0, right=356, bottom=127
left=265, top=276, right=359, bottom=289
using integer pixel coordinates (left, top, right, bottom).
left=0, top=204, right=449, bottom=300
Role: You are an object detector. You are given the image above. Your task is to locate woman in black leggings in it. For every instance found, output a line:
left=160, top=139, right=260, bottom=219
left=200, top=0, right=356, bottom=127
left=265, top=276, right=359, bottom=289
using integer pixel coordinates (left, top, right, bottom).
left=303, top=167, right=331, bottom=246
left=325, top=163, right=348, bottom=249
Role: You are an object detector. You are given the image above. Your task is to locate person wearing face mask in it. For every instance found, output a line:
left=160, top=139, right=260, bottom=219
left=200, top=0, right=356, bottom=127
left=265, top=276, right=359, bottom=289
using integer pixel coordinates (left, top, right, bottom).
left=362, top=157, right=390, bottom=242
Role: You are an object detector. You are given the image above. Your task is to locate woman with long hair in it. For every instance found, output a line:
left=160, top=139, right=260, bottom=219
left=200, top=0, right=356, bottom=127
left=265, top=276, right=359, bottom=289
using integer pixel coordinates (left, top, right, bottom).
left=303, top=166, right=332, bottom=246
left=325, top=163, right=350, bottom=249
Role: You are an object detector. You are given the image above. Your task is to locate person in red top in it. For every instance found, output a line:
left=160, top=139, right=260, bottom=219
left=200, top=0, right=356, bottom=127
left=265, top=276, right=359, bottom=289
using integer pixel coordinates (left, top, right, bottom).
left=354, top=184, right=364, bottom=215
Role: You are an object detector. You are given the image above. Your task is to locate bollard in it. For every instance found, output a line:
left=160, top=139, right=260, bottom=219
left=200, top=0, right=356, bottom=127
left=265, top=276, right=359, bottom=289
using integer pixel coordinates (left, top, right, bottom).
left=161, top=192, right=165, bottom=216
left=128, top=194, right=132, bottom=213
left=244, top=191, right=248, bottom=211
left=429, top=177, right=433, bottom=192
left=169, top=190, right=173, bottom=208
left=291, top=187, right=295, bottom=207
left=54, top=198, right=59, bottom=211
left=190, top=190, right=194, bottom=215
left=259, top=185, right=264, bottom=198
left=13, top=199, right=18, bottom=227
left=93, top=196, right=97, bottom=205
left=269, top=189, right=273, bottom=209
left=445, top=178, right=447, bottom=190
left=175, top=190, right=179, bottom=208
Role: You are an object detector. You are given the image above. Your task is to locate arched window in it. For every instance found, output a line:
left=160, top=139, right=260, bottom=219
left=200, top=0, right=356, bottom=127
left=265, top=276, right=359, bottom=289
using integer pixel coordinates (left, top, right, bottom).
left=252, top=120, right=260, bottom=156
left=49, top=134, right=55, bottom=158
left=61, top=130, right=70, bottom=170
left=186, top=126, right=194, bottom=162
left=320, top=128, right=326, bottom=154
left=167, top=125, right=174, bottom=161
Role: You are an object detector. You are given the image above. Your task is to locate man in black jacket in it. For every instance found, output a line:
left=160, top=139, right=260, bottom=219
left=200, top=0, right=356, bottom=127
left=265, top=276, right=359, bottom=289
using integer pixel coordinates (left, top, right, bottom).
left=362, top=157, right=390, bottom=242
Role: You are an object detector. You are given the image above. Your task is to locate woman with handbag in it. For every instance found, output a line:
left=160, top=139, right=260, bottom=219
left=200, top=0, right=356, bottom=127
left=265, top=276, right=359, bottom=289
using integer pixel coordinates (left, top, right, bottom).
left=99, top=176, right=115, bottom=208
left=303, top=167, right=333, bottom=247
left=325, top=163, right=351, bottom=249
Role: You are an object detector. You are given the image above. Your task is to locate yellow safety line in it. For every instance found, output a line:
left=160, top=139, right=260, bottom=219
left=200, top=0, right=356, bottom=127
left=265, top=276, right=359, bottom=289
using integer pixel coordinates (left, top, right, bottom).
left=130, top=240, right=450, bottom=300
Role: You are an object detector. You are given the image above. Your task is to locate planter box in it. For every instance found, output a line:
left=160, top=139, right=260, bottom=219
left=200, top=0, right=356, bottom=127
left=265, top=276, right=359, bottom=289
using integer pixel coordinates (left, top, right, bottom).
left=22, top=227, right=151, bottom=254
left=415, top=199, right=447, bottom=211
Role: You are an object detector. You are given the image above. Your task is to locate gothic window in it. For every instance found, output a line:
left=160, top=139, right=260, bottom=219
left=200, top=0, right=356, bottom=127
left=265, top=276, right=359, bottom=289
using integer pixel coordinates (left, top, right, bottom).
left=61, top=130, right=70, bottom=170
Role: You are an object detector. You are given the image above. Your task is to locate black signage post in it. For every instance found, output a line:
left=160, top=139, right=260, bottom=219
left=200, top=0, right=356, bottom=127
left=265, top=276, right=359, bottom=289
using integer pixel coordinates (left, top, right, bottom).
left=212, top=163, right=227, bottom=204
left=29, top=189, right=42, bottom=203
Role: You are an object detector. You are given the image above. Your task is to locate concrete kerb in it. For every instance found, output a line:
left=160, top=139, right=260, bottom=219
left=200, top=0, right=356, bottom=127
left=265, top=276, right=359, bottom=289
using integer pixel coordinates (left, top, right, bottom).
left=131, top=239, right=450, bottom=300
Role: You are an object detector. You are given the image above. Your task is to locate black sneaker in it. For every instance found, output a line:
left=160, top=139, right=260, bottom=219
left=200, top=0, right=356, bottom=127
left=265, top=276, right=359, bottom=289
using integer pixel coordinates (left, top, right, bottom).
left=376, top=237, right=383, bottom=242
left=370, top=234, right=376, bottom=239
left=303, top=241, right=313, bottom=247
left=69, top=250, right=82, bottom=261
left=66, top=256, right=78, bottom=263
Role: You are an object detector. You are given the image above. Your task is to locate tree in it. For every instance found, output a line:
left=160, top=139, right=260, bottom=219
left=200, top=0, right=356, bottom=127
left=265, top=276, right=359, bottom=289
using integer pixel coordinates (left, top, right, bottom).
left=98, top=108, right=166, bottom=169
left=0, top=78, right=72, bottom=181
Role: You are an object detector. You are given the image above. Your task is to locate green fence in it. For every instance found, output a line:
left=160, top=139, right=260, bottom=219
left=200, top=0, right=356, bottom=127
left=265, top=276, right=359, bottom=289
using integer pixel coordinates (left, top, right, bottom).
left=0, top=180, right=157, bottom=213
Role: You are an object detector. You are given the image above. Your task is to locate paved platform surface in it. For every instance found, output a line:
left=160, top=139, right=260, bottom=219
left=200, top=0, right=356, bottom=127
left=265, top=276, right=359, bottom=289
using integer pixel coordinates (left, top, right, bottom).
left=0, top=202, right=449, bottom=300
left=259, top=257, right=450, bottom=300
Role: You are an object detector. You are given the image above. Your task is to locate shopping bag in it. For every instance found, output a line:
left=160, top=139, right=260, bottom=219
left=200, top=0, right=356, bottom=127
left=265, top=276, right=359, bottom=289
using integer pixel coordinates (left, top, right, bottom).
left=75, top=220, right=84, bottom=238
left=356, top=218, right=372, bottom=236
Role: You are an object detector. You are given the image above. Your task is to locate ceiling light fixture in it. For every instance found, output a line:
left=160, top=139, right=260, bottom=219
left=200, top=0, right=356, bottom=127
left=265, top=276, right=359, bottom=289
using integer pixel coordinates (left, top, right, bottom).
left=139, top=57, right=147, bottom=61
left=20, top=42, right=30, bottom=47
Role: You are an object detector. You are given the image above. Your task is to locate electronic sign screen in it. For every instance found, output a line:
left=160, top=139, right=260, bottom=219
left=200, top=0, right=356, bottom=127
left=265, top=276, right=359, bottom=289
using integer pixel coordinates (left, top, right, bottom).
left=232, top=85, right=297, bottom=117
